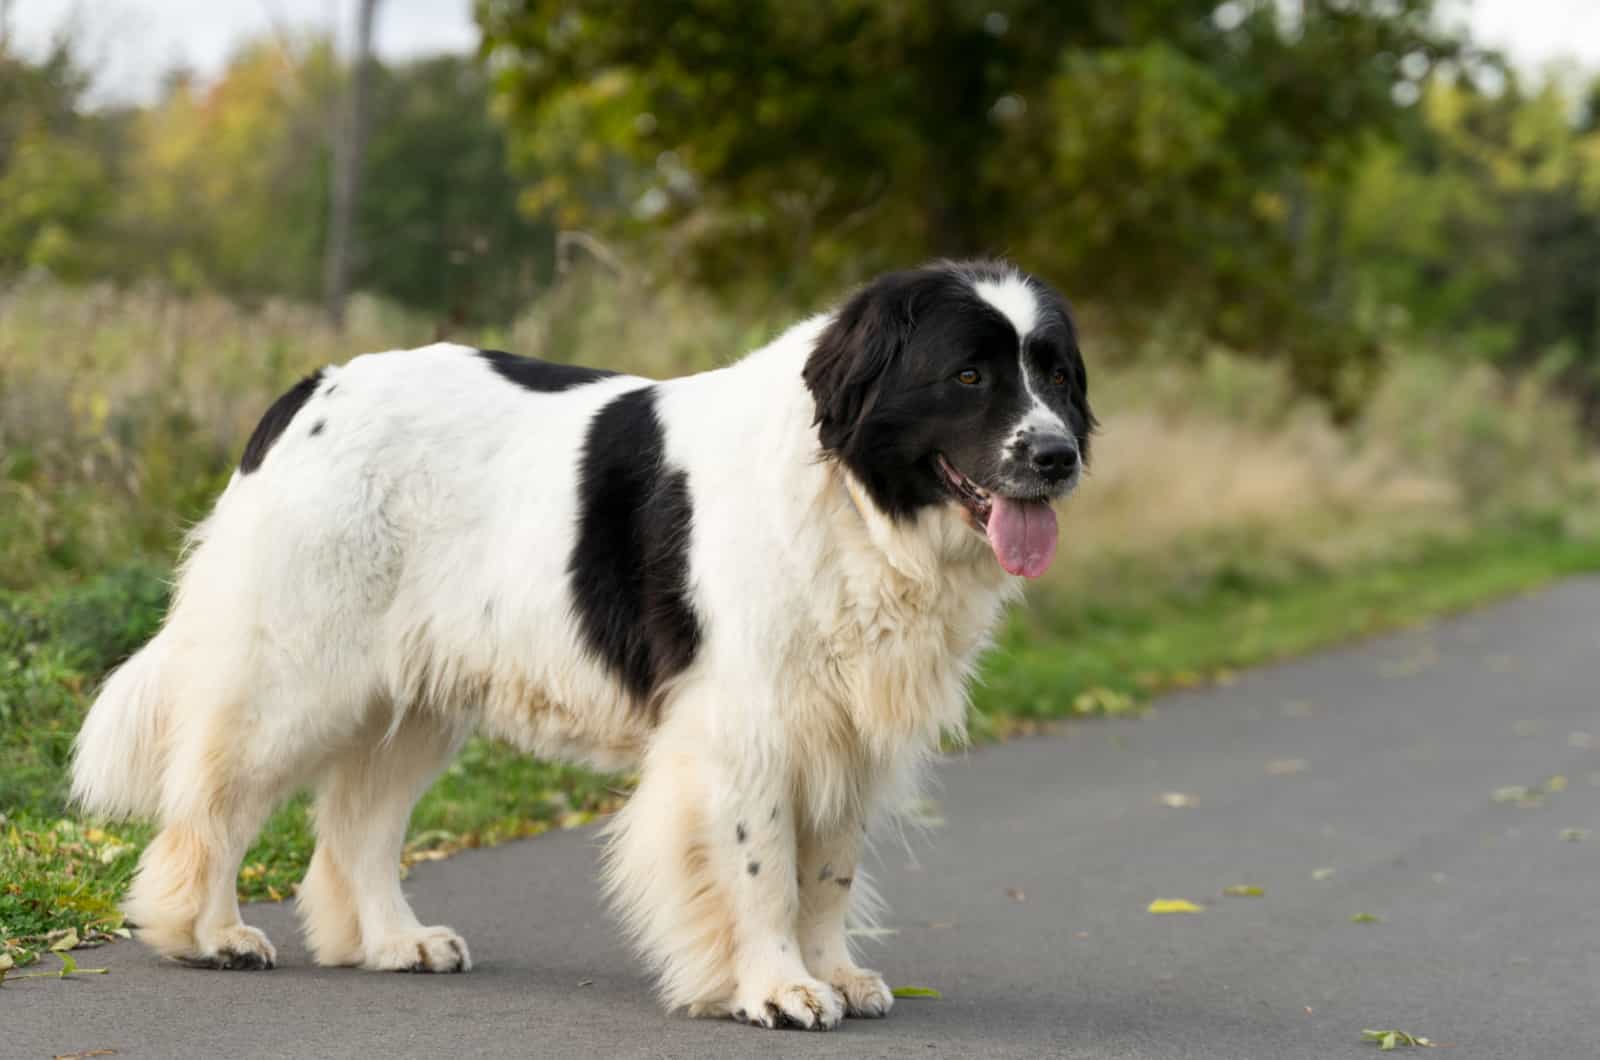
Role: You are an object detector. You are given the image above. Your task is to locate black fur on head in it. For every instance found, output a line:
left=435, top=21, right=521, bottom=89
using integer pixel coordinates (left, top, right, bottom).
left=803, top=261, right=1094, bottom=523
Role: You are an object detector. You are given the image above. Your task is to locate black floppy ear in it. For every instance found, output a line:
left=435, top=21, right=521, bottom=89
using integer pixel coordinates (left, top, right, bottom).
left=802, top=270, right=925, bottom=454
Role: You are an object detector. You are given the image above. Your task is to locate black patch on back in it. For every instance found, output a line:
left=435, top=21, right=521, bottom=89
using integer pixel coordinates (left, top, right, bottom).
left=240, top=370, right=324, bottom=474
left=479, top=348, right=617, bottom=393
left=569, top=387, right=701, bottom=717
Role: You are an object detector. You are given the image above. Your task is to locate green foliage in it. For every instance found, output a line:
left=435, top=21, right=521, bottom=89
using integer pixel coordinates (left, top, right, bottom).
left=0, top=564, right=168, bottom=815
left=118, top=44, right=338, bottom=300
left=479, top=0, right=1456, bottom=398
left=358, top=56, right=553, bottom=322
left=1342, top=76, right=1600, bottom=421
left=0, top=36, right=119, bottom=278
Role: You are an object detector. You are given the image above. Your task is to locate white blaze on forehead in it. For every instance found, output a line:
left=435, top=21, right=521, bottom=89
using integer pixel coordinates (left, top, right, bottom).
left=973, top=274, right=1069, bottom=440
left=973, top=275, right=1039, bottom=341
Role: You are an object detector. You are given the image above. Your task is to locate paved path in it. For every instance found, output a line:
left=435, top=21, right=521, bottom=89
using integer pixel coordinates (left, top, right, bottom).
left=11, top=579, right=1600, bottom=1058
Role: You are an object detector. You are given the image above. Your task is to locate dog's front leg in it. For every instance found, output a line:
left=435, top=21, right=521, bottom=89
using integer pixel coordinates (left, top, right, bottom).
left=714, top=766, right=845, bottom=1030
left=797, top=819, right=894, bottom=1018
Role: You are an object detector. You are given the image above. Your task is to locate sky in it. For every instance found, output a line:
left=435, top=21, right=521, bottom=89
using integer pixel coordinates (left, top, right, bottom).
left=7, top=0, right=1600, bottom=106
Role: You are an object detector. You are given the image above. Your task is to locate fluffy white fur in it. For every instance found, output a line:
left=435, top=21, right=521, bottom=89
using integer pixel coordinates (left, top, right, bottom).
left=72, top=277, right=1052, bottom=1024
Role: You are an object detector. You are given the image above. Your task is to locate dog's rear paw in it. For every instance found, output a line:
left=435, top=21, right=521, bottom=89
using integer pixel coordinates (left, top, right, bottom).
left=832, top=967, right=893, bottom=1018
left=175, top=924, right=276, bottom=970
left=732, top=977, right=845, bottom=1030
left=364, top=926, right=471, bottom=973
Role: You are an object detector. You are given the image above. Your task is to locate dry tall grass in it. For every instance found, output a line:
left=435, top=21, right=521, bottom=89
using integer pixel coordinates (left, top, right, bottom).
left=2, top=271, right=1594, bottom=592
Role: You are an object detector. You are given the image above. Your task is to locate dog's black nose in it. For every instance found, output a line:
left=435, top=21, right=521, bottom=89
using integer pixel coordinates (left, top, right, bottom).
left=1029, top=437, right=1079, bottom=481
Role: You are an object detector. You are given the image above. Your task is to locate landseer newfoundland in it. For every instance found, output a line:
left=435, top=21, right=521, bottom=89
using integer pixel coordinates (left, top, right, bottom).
left=72, top=260, right=1093, bottom=1029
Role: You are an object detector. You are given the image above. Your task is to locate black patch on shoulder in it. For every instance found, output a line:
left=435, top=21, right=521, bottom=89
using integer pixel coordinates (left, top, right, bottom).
left=747, top=861, right=761, bottom=876
left=479, top=348, right=617, bottom=393
left=240, top=370, right=324, bottom=474
left=569, top=387, right=702, bottom=717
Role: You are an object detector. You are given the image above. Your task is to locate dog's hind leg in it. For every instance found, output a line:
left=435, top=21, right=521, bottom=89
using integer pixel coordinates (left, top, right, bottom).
left=298, top=712, right=471, bottom=972
left=124, top=704, right=289, bottom=970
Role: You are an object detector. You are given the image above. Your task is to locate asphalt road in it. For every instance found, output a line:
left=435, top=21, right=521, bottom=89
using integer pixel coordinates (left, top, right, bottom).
left=11, top=578, right=1600, bottom=1058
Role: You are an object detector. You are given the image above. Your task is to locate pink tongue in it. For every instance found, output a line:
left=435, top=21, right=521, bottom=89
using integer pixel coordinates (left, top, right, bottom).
left=985, top=497, right=1059, bottom=578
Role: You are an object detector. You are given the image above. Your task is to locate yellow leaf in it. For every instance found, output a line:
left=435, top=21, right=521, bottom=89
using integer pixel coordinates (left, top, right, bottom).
left=1148, top=899, right=1204, bottom=914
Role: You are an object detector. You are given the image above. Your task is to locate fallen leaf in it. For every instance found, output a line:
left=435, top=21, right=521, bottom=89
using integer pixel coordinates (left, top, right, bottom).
left=50, top=929, right=79, bottom=952
left=891, top=986, right=942, bottom=999
left=1362, top=1028, right=1435, bottom=1050
left=1147, top=899, right=1204, bottom=914
left=1267, top=758, right=1308, bottom=776
left=1350, top=912, right=1382, bottom=924
left=1560, top=828, right=1590, bottom=842
left=1312, top=867, right=1336, bottom=881
left=1004, top=887, right=1026, bottom=902
left=1222, top=885, right=1264, bottom=897
left=52, top=1051, right=117, bottom=1060
left=1158, top=792, right=1197, bottom=808
left=1491, top=785, right=1542, bottom=808
left=1545, top=774, right=1568, bottom=793
left=845, top=927, right=899, bottom=940
left=578, top=978, right=593, bottom=987
left=1568, top=731, right=1594, bottom=750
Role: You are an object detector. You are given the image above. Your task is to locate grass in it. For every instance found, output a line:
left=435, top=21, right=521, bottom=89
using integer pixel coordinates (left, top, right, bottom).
left=3, top=276, right=1599, bottom=972
left=973, top=513, right=1600, bottom=732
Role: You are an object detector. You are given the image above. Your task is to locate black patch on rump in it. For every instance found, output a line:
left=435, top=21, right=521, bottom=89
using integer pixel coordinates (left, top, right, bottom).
left=569, top=387, right=702, bottom=716
left=479, top=348, right=617, bottom=392
left=239, top=369, right=324, bottom=474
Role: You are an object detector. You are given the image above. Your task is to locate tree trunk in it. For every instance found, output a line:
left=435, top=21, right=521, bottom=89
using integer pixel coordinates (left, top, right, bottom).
left=323, top=0, right=381, bottom=327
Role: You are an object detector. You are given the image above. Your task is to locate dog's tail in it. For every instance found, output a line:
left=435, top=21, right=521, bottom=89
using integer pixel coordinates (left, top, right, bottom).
left=71, top=632, right=173, bottom=820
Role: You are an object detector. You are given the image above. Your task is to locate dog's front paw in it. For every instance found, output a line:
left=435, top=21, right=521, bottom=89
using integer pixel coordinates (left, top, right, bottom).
left=363, top=926, right=471, bottom=973
left=732, top=977, right=845, bottom=1030
left=832, top=966, right=893, bottom=1018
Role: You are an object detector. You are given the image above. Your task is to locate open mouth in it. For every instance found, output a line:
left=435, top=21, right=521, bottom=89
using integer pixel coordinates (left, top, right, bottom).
left=935, top=453, right=1060, bottom=580
left=936, top=453, right=995, bottom=528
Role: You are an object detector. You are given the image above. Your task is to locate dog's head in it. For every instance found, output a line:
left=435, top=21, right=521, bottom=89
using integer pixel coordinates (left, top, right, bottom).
left=803, top=261, right=1094, bottom=578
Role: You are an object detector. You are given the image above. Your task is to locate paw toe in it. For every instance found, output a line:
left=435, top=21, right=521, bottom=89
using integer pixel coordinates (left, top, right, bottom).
left=368, top=926, right=471, bottom=973
left=733, top=978, right=844, bottom=1030
left=837, top=968, right=894, bottom=1018
left=178, top=925, right=276, bottom=970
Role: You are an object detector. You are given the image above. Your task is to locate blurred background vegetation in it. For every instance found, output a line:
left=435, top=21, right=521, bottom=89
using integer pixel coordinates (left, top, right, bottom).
left=4, top=0, right=1600, bottom=963
left=2, top=0, right=1598, bottom=591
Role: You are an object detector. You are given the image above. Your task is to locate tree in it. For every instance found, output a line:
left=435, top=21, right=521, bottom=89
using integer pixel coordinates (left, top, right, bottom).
left=1342, top=75, right=1600, bottom=421
left=356, top=55, right=554, bottom=323
left=477, top=0, right=1461, bottom=400
left=119, top=42, right=338, bottom=299
left=324, top=0, right=383, bottom=326
left=0, top=29, right=119, bottom=279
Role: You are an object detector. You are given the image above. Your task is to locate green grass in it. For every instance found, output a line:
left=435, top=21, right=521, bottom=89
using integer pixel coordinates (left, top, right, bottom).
left=972, top=512, right=1600, bottom=732
left=4, top=513, right=1599, bottom=972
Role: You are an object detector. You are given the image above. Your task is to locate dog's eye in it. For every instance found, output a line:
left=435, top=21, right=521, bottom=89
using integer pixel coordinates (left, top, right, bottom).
left=956, top=369, right=982, bottom=386
left=1050, top=369, right=1067, bottom=387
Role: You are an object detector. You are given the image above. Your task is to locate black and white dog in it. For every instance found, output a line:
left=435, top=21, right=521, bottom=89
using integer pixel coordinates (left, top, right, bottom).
left=73, top=260, right=1093, bottom=1028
